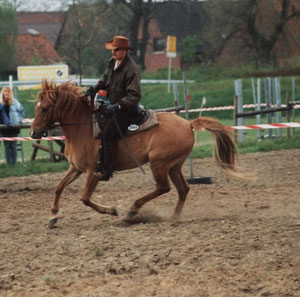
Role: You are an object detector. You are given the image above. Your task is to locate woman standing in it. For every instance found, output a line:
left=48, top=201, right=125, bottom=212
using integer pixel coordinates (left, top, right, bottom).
left=0, top=87, right=24, bottom=164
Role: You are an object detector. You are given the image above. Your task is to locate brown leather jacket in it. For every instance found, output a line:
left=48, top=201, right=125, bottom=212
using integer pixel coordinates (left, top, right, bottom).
left=95, top=54, right=141, bottom=111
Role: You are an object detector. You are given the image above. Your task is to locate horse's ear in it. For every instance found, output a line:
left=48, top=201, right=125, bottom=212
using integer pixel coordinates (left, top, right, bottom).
left=41, top=79, right=48, bottom=90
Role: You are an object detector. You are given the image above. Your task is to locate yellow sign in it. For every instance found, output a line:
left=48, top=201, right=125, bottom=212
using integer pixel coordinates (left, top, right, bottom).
left=167, top=36, right=177, bottom=53
left=17, top=64, right=69, bottom=90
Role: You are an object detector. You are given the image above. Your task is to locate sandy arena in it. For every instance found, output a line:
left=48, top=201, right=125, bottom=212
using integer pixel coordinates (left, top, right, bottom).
left=0, top=149, right=299, bottom=297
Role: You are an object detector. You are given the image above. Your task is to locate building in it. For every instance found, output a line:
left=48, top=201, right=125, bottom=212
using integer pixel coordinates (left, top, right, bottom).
left=16, top=12, right=65, bottom=66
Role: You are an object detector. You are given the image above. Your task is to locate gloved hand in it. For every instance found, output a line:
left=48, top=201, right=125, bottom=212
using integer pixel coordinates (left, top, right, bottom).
left=105, top=103, right=120, bottom=117
left=85, top=86, right=95, bottom=97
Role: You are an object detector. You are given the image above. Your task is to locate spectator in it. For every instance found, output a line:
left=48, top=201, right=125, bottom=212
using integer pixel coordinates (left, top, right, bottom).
left=0, top=102, right=10, bottom=126
left=0, top=87, right=24, bottom=164
left=0, top=102, right=11, bottom=159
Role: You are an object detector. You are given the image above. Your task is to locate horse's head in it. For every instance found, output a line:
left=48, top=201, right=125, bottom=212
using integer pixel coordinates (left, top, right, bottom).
left=30, top=80, right=59, bottom=139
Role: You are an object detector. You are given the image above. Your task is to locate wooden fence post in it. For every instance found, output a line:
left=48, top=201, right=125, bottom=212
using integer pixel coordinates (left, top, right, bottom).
left=274, top=78, right=281, bottom=138
left=233, top=95, right=238, bottom=143
left=256, top=78, right=262, bottom=140
left=47, top=129, right=55, bottom=162
left=173, top=82, right=180, bottom=115
left=265, top=77, right=272, bottom=138
left=234, top=79, right=244, bottom=142
left=291, top=77, right=296, bottom=136
left=286, top=91, right=291, bottom=139
left=251, top=77, right=262, bottom=140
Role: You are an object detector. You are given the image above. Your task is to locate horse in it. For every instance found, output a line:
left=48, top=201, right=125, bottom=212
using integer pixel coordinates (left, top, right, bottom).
left=30, top=80, right=252, bottom=228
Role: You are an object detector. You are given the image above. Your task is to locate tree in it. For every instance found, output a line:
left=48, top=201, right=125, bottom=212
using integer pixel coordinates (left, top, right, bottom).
left=244, top=0, right=300, bottom=66
left=179, top=35, right=199, bottom=69
left=204, top=0, right=300, bottom=67
left=0, top=0, right=17, bottom=78
left=57, top=0, right=111, bottom=83
left=113, top=0, right=184, bottom=70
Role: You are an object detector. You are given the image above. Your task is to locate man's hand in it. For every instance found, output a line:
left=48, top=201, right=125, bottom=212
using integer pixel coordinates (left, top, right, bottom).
left=85, top=86, right=95, bottom=97
left=105, top=103, right=120, bottom=117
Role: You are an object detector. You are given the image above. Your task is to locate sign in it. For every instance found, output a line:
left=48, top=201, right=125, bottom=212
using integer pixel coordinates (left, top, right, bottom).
left=17, top=64, right=69, bottom=90
left=167, top=36, right=177, bottom=52
left=166, top=36, right=177, bottom=92
left=167, top=52, right=177, bottom=58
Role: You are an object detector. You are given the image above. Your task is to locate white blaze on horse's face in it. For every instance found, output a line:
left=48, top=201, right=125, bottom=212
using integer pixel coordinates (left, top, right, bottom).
left=31, top=95, right=56, bottom=138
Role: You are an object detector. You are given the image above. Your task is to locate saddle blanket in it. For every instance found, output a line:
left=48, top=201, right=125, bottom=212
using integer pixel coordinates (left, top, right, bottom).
left=92, top=110, right=159, bottom=139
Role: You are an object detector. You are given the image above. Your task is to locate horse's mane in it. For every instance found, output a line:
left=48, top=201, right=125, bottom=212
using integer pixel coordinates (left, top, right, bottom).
left=40, top=80, right=90, bottom=116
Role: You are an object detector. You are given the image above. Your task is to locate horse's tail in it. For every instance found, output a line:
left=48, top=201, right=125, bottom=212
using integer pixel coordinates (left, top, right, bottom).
left=190, top=116, right=255, bottom=181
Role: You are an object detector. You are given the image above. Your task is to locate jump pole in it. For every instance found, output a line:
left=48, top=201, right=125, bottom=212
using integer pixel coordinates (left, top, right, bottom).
left=182, top=72, right=212, bottom=185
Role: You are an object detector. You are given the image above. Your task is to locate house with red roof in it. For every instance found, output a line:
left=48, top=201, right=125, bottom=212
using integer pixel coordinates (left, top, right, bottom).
left=16, top=12, right=65, bottom=66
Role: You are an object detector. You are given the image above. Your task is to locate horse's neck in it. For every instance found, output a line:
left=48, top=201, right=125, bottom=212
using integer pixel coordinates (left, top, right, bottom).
left=58, top=102, right=91, bottom=141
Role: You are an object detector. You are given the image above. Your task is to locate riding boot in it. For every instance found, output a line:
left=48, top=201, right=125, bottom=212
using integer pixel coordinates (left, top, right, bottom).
left=103, top=136, right=117, bottom=177
left=94, top=136, right=117, bottom=181
left=95, top=140, right=105, bottom=173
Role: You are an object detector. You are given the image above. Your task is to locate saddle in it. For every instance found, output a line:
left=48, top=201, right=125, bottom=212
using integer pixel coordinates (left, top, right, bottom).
left=92, top=105, right=159, bottom=139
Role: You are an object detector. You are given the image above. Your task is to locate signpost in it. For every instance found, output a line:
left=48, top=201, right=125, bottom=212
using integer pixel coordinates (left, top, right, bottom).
left=17, top=64, right=69, bottom=90
left=167, top=35, right=177, bottom=93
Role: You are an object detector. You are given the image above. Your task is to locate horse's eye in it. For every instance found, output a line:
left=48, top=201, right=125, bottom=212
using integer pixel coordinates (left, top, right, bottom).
left=41, top=107, right=48, bottom=112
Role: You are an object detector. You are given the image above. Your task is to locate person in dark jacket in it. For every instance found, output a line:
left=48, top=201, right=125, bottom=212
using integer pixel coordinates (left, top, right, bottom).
left=86, top=36, right=141, bottom=181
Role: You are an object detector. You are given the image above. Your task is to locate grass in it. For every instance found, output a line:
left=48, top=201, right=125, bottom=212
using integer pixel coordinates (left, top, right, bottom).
left=192, top=132, right=300, bottom=159
left=0, top=159, right=69, bottom=178
left=0, top=67, right=299, bottom=178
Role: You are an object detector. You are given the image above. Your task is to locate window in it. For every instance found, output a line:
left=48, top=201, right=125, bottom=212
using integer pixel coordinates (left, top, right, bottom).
left=153, top=38, right=165, bottom=52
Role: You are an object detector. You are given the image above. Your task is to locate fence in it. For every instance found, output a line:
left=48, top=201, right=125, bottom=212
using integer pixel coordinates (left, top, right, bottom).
left=1, top=78, right=300, bottom=163
left=234, top=77, right=299, bottom=142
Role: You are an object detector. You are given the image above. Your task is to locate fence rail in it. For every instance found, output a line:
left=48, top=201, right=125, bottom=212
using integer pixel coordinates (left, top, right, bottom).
left=0, top=78, right=195, bottom=88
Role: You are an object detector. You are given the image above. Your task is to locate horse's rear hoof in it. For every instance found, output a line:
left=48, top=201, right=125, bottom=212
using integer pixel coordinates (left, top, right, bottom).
left=110, top=208, right=118, bottom=216
left=48, top=217, right=58, bottom=229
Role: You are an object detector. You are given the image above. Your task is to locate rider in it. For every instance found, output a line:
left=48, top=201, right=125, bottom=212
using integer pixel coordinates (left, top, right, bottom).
left=86, top=35, right=141, bottom=181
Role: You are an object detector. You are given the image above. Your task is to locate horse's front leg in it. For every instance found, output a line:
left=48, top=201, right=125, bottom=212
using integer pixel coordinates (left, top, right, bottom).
left=49, top=165, right=82, bottom=228
left=80, top=172, right=118, bottom=216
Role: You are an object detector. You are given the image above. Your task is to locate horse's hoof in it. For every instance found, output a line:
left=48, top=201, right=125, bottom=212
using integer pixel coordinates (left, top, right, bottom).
left=48, top=217, right=58, bottom=229
left=170, top=215, right=180, bottom=222
left=110, top=208, right=118, bottom=216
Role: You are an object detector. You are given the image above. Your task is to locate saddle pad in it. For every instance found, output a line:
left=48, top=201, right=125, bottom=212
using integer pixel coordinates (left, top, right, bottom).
left=92, top=110, right=159, bottom=139
left=126, top=110, right=159, bottom=137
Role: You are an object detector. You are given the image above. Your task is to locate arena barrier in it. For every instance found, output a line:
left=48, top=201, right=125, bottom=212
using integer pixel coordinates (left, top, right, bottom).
left=20, top=103, right=300, bottom=123
left=1, top=122, right=299, bottom=141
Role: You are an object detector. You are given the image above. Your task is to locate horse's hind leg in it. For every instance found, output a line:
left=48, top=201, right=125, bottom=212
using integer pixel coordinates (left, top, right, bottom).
left=169, top=163, right=190, bottom=219
left=49, top=165, right=82, bottom=228
left=80, top=173, right=118, bottom=216
left=127, top=162, right=171, bottom=218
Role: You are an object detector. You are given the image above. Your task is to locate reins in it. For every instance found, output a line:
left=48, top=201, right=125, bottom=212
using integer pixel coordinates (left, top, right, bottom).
left=42, top=85, right=145, bottom=175
left=49, top=118, right=145, bottom=175
left=49, top=122, right=92, bottom=129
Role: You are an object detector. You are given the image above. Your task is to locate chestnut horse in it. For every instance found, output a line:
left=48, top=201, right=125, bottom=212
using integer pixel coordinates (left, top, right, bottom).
left=30, top=80, right=251, bottom=228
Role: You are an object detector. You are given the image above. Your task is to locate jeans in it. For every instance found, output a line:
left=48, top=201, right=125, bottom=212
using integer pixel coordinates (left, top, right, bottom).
left=4, top=139, right=18, bottom=164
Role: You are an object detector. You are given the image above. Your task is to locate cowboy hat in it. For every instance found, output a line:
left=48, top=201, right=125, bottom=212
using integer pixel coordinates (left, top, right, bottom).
left=105, top=36, right=135, bottom=50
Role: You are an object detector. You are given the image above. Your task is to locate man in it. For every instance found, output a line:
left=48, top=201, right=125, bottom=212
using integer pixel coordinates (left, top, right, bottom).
left=86, top=35, right=141, bottom=181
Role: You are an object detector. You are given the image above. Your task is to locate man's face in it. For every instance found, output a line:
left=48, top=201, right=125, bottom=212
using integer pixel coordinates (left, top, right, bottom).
left=112, top=48, right=127, bottom=61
